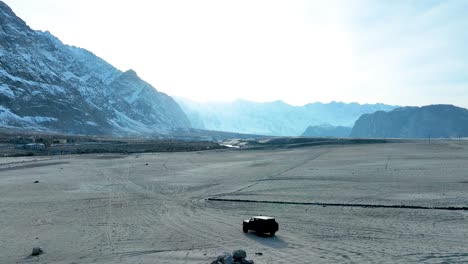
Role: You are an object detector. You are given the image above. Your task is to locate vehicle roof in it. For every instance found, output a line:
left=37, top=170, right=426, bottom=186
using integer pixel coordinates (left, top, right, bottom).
left=252, top=216, right=275, bottom=220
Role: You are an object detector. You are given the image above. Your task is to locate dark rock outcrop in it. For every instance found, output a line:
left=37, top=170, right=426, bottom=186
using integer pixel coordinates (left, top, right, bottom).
left=30, top=247, right=43, bottom=256
left=211, top=250, right=254, bottom=264
left=301, top=124, right=351, bottom=138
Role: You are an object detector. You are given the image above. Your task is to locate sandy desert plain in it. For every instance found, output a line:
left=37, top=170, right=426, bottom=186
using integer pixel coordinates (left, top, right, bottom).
left=1, top=140, right=468, bottom=264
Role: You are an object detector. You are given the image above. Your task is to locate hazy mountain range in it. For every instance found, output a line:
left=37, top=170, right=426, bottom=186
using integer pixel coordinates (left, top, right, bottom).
left=176, top=98, right=397, bottom=136
left=0, top=1, right=190, bottom=136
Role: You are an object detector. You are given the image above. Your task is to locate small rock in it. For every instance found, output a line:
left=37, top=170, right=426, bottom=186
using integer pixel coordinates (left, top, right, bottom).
left=232, top=249, right=247, bottom=260
left=223, top=255, right=234, bottom=264
left=145, top=163, right=149, bottom=166
left=34, top=181, right=39, bottom=183
left=215, top=251, right=233, bottom=264
left=255, top=252, right=263, bottom=256
left=31, top=247, right=43, bottom=256
left=216, top=251, right=230, bottom=260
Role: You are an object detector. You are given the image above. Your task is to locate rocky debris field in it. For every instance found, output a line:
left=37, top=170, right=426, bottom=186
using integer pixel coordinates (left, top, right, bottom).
left=0, top=140, right=225, bottom=157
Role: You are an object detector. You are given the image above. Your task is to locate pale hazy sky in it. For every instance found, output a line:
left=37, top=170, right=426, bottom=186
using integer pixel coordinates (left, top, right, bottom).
left=3, top=0, right=468, bottom=107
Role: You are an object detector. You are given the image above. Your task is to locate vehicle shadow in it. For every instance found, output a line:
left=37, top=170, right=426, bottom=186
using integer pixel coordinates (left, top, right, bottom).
left=243, top=232, right=288, bottom=249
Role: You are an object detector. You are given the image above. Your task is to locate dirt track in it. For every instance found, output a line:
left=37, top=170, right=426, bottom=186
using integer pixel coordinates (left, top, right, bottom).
left=1, top=141, right=468, bottom=263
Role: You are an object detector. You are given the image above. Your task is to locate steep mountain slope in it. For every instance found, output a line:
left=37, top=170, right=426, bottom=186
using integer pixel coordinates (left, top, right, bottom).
left=0, top=1, right=190, bottom=135
left=351, top=105, right=468, bottom=138
left=301, top=124, right=352, bottom=138
left=176, top=98, right=396, bottom=136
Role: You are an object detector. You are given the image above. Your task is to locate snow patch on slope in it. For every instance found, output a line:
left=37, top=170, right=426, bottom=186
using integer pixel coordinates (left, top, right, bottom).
left=109, top=110, right=154, bottom=134
left=0, top=105, right=55, bottom=130
left=23, top=116, right=58, bottom=123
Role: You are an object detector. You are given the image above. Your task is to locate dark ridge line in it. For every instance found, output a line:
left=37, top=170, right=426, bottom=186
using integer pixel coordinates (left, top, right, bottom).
left=207, top=198, right=468, bottom=211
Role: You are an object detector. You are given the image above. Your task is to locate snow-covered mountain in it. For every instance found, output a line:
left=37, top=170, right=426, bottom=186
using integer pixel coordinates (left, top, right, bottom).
left=0, top=1, right=190, bottom=136
left=176, top=98, right=397, bottom=136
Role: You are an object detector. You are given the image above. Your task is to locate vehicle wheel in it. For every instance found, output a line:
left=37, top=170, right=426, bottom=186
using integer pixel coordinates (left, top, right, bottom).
left=243, top=226, right=248, bottom=233
left=270, top=231, right=276, bottom=236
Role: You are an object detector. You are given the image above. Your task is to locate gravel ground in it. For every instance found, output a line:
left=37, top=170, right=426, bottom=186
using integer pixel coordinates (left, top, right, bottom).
left=1, top=141, right=468, bottom=263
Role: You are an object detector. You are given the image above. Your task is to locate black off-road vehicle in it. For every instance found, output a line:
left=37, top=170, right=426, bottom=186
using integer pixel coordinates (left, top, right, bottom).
left=243, top=216, right=279, bottom=236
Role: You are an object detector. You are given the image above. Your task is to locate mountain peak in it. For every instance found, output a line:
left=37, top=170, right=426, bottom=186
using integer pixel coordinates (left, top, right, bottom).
left=123, top=69, right=138, bottom=77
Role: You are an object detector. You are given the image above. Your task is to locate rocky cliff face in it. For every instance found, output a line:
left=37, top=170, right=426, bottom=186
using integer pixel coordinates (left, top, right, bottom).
left=351, top=105, right=468, bottom=138
left=0, top=1, right=190, bottom=135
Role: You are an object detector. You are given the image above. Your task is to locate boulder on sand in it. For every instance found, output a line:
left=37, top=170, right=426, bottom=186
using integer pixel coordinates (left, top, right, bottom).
left=232, top=249, right=247, bottom=260
left=31, top=247, right=43, bottom=256
left=211, top=251, right=233, bottom=264
left=232, top=249, right=254, bottom=264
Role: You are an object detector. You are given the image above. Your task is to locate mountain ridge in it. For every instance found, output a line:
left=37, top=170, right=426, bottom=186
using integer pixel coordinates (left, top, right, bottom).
left=0, top=1, right=191, bottom=136
left=351, top=104, right=468, bottom=138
